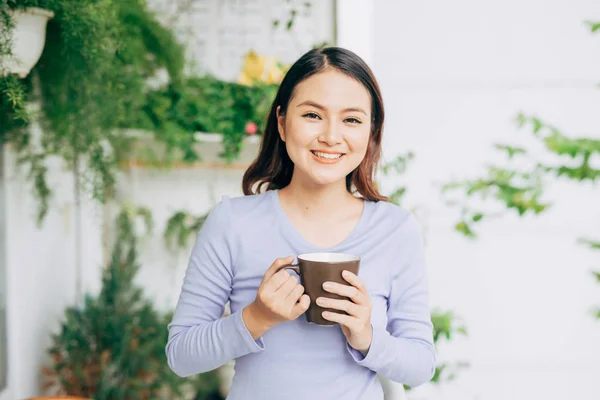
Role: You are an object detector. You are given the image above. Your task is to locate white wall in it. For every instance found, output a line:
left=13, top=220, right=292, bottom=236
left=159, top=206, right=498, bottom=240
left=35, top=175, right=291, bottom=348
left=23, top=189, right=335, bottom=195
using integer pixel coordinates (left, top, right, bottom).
left=373, top=0, right=600, bottom=399
left=1, top=122, right=106, bottom=399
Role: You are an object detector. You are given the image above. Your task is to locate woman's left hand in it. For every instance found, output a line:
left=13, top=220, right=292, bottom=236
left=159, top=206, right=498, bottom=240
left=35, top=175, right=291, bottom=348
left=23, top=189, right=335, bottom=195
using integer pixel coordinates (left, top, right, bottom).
left=317, top=270, right=373, bottom=353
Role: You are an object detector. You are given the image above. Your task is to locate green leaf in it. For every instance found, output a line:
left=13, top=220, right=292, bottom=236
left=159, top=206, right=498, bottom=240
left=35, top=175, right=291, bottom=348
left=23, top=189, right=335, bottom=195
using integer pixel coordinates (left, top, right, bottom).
left=544, top=133, right=600, bottom=159
left=441, top=182, right=463, bottom=192
left=515, top=112, right=527, bottom=127
left=494, top=143, right=527, bottom=159
left=531, top=117, right=543, bottom=134
left=585, top=20, right=600, bottom=32
left=455, top=221, right=476, bottom=238
left=472, top=213, right=484, bottom=222
left=578, top=238, right=600, bottom=250
left=380, top=152, right=414, bottom=176
left=388, top=187, right=406, bottom=206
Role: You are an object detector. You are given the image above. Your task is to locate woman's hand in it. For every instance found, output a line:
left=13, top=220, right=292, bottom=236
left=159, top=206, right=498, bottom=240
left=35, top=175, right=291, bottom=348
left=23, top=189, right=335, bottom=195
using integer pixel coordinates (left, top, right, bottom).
left=243, top=256, right=310, bottom=340
left=317, top=270, right=373, bottom=353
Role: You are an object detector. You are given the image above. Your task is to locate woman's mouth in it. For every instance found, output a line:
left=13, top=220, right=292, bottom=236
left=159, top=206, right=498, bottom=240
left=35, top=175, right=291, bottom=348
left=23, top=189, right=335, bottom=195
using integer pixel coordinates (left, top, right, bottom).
left=310, top=150, right=345, bottom=164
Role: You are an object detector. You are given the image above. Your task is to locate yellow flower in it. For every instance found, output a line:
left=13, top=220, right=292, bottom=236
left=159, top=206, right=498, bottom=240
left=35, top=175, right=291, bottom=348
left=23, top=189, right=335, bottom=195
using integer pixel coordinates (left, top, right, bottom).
left=238, top=50, right=288, bottom=86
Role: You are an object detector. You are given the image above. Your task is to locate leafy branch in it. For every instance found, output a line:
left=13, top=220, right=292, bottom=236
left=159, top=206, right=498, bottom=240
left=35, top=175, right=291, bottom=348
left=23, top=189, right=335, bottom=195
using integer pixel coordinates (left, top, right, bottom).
left=381, top=152, right=470, bottom=387
left=163, top=210, right=208, bottom=251
left=441, top=161, right=549, bottom=238
left=115, top=203, right=153, bottom=246
left=404, top=308, right=469, bottom=391
left=272, top=0, right=312, bottom=31
left=430, top=309, right=469, bottom=385
left=516, top=113, right=600, bottom=181
left=443, top=91, right=599, bottom=322
left=379, top=152, right=414, bottom=206
left=443, top=111, right=600, bottom=238
left=579, top=238, right=600, bottom=318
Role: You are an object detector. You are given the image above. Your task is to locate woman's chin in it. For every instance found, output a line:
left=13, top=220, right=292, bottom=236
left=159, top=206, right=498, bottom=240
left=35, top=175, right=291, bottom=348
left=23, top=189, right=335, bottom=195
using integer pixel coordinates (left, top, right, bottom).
left=302, top=170, right=349, bottom=188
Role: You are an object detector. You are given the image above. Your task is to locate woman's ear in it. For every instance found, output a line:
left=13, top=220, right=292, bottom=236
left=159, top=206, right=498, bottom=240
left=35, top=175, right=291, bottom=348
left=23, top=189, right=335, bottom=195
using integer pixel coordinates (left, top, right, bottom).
left=276, top=106, right=285, bottom=142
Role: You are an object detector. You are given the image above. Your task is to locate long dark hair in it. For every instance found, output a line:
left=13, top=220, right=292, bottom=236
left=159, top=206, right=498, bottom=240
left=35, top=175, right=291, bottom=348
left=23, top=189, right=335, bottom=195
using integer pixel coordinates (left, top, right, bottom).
left=242, top=46, right=388, bottom=201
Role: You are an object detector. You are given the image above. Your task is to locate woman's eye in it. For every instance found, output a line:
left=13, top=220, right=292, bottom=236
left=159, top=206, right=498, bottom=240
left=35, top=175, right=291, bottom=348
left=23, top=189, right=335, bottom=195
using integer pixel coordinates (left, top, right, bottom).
left=345, top=117, right=362, bottom=124
left=303, top=112, right=321, bottom=120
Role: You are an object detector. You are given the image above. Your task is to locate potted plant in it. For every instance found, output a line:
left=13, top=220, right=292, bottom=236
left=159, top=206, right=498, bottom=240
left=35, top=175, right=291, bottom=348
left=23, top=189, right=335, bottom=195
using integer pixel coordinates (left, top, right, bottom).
left=122, top=74, right=279, bottom=166
left=41, top=207, right=221, bottom=399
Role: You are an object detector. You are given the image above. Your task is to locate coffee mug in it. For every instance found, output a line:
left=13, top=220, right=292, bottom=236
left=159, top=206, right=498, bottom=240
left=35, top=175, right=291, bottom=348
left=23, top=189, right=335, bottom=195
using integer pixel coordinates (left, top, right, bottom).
left=278, top=252, right=360, bottom=326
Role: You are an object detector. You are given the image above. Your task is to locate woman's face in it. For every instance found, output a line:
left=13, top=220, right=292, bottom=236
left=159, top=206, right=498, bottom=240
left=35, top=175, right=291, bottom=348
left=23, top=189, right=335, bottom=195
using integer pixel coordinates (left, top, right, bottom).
left=277, top=69, right=372, bottom=189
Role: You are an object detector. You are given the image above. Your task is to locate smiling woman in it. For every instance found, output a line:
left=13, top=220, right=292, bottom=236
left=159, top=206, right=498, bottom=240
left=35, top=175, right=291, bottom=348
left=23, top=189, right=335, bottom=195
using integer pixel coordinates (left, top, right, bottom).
left=166, top=47, right=436, bottom=400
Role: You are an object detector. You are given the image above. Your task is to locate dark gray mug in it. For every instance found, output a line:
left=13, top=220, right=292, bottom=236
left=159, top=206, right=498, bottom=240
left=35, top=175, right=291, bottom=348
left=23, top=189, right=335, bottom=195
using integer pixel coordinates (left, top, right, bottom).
left=278, top=252, right=360, bottom=326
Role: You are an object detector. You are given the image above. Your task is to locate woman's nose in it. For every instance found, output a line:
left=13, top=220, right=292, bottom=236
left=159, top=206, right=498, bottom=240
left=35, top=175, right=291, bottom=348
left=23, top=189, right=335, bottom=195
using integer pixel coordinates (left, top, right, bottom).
left=319, top=121, right=342, bottom=146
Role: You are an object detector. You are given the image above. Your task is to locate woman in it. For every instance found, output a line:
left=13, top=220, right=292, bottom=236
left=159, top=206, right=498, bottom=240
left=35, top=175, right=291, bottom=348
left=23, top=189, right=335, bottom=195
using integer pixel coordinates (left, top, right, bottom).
left=166, top=47, right=435, bottom=399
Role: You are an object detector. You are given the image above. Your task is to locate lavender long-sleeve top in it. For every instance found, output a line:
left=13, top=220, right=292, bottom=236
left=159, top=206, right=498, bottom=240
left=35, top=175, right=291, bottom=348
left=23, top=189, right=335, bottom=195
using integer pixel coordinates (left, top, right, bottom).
left=166, top=190, right=436, bottom=399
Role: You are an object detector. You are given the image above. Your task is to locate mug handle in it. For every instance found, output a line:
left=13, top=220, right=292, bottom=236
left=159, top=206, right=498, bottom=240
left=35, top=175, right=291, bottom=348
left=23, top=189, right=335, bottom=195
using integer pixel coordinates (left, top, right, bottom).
left=277, top=263, right=300, bottom=274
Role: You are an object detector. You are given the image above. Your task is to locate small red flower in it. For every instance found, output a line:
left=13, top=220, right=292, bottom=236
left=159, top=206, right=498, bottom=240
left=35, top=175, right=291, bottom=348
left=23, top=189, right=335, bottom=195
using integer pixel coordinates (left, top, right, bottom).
left=245, top=121, right=258, bottom=135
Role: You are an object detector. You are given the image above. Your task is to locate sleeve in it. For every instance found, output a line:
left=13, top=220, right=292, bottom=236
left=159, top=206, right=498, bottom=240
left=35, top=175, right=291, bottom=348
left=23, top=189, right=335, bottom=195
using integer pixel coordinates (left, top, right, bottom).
left=347, top=214, right=436, bottom=388
left=165, top=197, right=264, bottom=377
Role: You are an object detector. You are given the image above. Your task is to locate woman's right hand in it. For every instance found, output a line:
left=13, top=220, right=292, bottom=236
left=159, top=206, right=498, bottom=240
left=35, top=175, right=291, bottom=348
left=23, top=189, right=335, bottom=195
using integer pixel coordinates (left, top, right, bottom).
left=243, top=256, right=310, bottom=339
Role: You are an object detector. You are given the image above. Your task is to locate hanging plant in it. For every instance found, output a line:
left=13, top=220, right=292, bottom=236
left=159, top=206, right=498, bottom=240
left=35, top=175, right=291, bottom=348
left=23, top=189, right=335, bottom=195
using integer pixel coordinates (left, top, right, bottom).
left=0, top=0, right=185, bottom=224
left=0, top=5, right=54, bottom=78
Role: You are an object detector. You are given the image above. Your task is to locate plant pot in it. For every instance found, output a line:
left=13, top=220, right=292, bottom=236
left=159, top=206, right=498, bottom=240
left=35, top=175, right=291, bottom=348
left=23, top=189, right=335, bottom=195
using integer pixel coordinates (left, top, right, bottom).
left=121, top=130, right=261, bottom=170
left=0, top=7, right=54, bottom=78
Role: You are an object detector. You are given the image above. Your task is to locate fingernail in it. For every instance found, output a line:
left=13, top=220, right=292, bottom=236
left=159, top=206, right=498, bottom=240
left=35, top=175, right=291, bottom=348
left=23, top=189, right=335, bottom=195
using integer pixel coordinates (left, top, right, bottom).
left=316, top=297, right=325, bottom=306
left=323, top=282, right=332, bottom=290
left=342, top=270, right=350, bottom=276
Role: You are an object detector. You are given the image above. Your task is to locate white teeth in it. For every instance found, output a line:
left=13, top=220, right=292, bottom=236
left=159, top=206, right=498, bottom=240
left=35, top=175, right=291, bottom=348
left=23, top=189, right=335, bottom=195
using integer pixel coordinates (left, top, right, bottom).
left=313, top=151, right=343, bottom=159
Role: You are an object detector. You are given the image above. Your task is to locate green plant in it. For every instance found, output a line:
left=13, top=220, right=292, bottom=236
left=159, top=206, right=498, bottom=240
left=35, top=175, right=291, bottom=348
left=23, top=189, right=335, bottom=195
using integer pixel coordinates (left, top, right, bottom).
left=442, top=21, right=599, bottom=320
left=0, top=0, right=185, bottom=224
left=380, top=152, right=414, bottom=205
left=441, top=159, right=549, bottom=239
left=428, top=309, right=469, bottom=385
left=443, top=115, right=600, bottom=317
left=164, top=209, right=208, bottom=251
left=123, top=76, right=278, bottom=164
left=442, top=114, right=599, bottom=237
left=380, top=154, right=470, bottom=389
left=42, top=204, right=220, bottom=399
left=272, top=0, right=311, bottom=31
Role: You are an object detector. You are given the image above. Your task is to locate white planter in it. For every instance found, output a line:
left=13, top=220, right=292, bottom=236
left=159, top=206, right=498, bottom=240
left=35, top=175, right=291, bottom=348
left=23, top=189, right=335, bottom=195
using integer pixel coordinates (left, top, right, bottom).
left=122, top=129, right=261, bottom=170
left=0, top=7, right=54, bottom=78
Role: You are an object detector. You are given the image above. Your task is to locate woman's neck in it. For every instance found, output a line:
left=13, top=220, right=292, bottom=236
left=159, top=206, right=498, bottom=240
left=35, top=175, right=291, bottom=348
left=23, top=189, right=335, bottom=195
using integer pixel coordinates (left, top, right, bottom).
left=278, top=176, right=361, bottom=221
